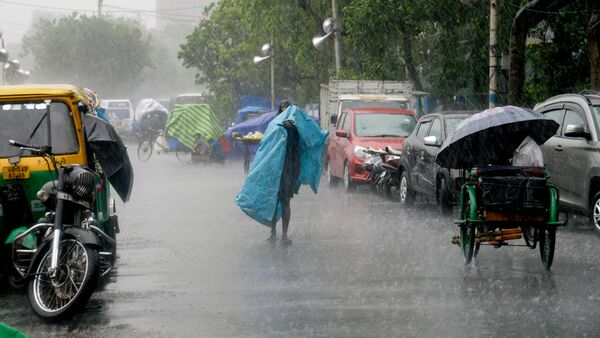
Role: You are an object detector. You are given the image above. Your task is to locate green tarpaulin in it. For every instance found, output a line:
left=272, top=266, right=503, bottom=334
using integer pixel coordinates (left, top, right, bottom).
left=165, top=104, right=223, bottom=150
left=0, top=323, right=27, bottom=338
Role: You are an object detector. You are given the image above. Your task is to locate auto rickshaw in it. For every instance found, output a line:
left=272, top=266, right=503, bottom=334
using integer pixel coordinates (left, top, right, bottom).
left=0, top=84, right=133, bottom=320
left=435, top=106, right=565, bottom=270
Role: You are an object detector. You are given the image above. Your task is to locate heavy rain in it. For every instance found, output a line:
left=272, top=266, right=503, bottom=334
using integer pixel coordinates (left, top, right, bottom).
left=1, top=1, right=600, bottom=337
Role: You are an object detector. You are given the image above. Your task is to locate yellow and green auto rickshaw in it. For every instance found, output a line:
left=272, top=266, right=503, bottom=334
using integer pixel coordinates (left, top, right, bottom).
left=0, top=84, right=133, bottom=320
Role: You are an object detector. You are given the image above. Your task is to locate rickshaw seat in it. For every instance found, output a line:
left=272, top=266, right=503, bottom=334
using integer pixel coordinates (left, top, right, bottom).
left=477, top=166, right=549, bottom=213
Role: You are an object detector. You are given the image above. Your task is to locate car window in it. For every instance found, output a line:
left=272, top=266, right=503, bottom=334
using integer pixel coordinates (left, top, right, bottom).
left=416, top=120, right=431, bottom=140
left=562, top=109, right=588, bottom=136
left=353, top=113, right=416, bottom=137
left=543, top=109, right=563, bottom=135
left=428, top=118, right=441, bottom=140
left=444, top=116, right=467, bottom=136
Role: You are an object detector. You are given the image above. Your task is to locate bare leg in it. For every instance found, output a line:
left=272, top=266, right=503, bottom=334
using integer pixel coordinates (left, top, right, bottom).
left=267, top=202, right=278, bottom=241
left=281, top=197, right=291, bottom=244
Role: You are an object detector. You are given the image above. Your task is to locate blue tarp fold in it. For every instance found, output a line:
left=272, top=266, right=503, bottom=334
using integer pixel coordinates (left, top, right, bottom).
left=235, top=106, right=328, bottom=226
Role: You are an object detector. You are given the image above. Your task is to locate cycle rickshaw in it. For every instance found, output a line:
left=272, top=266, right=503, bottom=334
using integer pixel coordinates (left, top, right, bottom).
left=435, top=106, right=564, bottom=269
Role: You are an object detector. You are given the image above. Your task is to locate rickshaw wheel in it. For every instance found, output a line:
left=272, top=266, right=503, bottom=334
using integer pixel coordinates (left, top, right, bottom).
left=522, top=225, right=537, bottom=249
left=137, top=139, right=154, bottom=162
left=539, top=226, right=556, bottom=270
left=175, top=145, right=191, bottom=164
left=473, top=239, right=481, bottom=257
left=460, top=224, right=475, bottom=264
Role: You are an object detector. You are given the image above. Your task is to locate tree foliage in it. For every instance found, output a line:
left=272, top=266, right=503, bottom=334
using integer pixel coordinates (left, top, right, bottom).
left=22, top=14, right=152, bottom=98
left=179, top=0, right=600, bottom=116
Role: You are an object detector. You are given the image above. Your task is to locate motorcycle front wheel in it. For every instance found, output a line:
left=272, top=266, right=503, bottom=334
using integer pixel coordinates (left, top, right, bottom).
left=28, top=239, right=99, bottom=321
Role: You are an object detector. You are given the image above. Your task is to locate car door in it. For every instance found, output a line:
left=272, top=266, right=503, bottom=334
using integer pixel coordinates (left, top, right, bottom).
left=329, top=112, right=347, bottom=177
left=420, top=117, right=442, bottom=196
left=538, top=104, right=564, bottom=187
left=410, top=117, right=432, bottom=193
left=553, top=103, right=593, bottom=209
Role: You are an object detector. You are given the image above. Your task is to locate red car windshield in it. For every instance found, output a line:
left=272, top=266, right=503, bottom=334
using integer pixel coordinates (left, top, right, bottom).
left=354, top=113, right=416, bottom=137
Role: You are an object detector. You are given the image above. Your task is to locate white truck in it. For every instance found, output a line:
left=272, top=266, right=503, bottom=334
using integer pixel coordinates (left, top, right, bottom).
left=319, top=80, right=414, bottom=131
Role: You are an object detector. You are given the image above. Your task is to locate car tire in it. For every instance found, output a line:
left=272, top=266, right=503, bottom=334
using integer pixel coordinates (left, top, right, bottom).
left=343, top=162, right=356, bottom=192
left=590, top=191, right=600, bottom=233
left=399, top=170, right=415, bottom=205
left=438, top=176, right=453, bottom=215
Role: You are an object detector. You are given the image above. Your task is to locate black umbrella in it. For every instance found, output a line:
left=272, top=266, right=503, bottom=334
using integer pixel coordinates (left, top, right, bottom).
left=82, top=114, right=133, bottom=202
left=435, top=105, right=559, bottom=169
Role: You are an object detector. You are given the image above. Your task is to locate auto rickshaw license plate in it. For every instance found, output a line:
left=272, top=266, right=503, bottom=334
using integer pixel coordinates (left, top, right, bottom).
left=2, top=166, right=29, bottom=180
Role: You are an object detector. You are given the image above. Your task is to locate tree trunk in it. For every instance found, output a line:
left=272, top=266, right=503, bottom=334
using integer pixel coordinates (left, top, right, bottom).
left=508, top=0, right=570, bottom=105
left=401, top=32, right=423, bottom=92
left=588, top=0, right=600, bottom=90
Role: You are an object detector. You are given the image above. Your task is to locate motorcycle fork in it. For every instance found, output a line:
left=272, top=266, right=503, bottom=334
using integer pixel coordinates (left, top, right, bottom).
left=49, top=167, right=66, bottom=279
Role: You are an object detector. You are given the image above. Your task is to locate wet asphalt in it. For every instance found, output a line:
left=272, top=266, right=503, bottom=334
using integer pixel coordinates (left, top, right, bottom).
left=2, top=147, right=600, bottom=337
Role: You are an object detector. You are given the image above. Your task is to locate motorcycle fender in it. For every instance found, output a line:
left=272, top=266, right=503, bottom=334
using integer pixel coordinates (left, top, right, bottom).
left=22, top=228, right=100, bottom=278
left=63, top=228, right=101, bottom=248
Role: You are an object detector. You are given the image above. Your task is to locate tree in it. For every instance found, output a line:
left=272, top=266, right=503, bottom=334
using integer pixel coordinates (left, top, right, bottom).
left=22, top=14, right=152, bottom=98
left=588, top=0, right=600, bottom=90
left=179, top=0, right=334, bottom=121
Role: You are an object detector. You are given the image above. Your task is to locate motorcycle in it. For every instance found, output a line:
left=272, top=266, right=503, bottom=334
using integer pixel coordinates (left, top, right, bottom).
left=0, top=85, right=132, bottom=321
left=363, top=147, right=403, bottom=201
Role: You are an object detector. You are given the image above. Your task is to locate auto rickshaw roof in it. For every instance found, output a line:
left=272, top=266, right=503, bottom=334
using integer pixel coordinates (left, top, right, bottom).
left=0, top=84, right=89, bottom=104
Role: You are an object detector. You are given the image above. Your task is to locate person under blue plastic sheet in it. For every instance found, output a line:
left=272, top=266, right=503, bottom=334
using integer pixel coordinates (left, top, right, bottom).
left=235, top=103, right=328, bottom=244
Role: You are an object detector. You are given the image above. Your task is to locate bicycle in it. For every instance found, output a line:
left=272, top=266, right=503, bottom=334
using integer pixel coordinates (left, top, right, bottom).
left=137, top=130, right=190, bottom=162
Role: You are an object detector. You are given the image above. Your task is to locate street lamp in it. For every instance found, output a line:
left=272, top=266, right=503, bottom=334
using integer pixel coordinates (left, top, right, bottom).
left=312, top=0, right=342, bottom=75
left=253, top=42, right=275, bottom=110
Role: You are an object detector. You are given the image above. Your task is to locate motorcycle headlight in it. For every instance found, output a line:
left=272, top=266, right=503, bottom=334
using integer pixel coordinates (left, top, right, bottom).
left=354, top=146, right=368, bottom=159
left=66, top=167, right=96, bottom=201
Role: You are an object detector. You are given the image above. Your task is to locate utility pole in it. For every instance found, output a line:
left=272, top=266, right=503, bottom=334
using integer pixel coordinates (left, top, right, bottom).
left=489, top=0, right=498, bottom=108
left=98, top=0, right=103, bottom=16
left=270, top=41, right=275, bottom=111
left=331, top=0, right=342, bottom=76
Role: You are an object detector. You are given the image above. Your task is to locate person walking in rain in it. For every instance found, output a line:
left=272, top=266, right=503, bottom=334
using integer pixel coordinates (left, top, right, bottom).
left=235, top=100, right=328, bottom=245
left=268, top=100, right=299, bottom=244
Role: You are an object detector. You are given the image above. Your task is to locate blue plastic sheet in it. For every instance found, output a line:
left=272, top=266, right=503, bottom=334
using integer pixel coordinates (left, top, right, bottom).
left=235, top=106, right=329, bottom=226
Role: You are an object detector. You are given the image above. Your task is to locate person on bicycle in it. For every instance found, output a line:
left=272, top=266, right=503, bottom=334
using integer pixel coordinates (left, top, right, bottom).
left=268, top=100, right=299, bottom=244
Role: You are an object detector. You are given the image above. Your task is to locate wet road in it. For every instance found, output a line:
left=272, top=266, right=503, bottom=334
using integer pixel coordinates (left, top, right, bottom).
left=2, top=149, right=600, bottom=337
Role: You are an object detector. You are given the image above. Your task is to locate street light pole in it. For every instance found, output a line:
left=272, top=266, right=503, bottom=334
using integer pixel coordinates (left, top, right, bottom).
left=253, top=43, right=275, bottom=110
left=331, top=0, right=342, bottom=76
left=489, top=0, right=498, bottom=108
left=270, top=42, right=275, bottom=111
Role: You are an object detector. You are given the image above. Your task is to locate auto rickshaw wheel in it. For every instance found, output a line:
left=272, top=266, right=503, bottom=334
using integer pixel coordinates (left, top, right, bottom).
left=539, top=226, right=556, bottom=270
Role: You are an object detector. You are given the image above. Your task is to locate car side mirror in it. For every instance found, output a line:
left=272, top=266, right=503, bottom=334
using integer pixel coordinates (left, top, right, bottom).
left=335, top=130, right=348, bottom=138
left=424, top=135, right=440, bottom=147
left=564, top=124, right=591, bottom=140
left=330, top=115, right=337, bottom=125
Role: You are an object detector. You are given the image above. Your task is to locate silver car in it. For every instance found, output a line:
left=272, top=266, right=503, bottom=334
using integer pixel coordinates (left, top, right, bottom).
left=534, top=92, right=600, bottom=232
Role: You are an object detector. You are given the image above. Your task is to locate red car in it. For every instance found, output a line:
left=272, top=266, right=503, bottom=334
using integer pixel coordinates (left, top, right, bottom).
left=326, top=107, right=417, bottom=191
